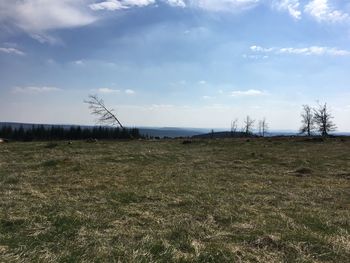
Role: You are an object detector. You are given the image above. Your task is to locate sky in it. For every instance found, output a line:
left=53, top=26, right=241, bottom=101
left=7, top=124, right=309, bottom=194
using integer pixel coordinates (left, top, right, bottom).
left=0, top=0, right=349, bottom=131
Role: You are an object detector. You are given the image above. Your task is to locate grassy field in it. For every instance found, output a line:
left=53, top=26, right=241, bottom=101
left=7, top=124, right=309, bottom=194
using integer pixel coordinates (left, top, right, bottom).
left=0, top=138, right=349, bottom=262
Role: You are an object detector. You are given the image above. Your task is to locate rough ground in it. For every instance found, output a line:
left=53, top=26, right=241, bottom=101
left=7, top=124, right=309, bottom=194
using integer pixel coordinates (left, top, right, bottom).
left=0, top=138, right=349, bottom=262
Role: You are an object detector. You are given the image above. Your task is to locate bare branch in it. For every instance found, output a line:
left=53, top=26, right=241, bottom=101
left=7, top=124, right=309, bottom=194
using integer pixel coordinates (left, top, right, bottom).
left=84, top=94, right=124, bottom=128
left=300, top=104, right=315, bottom=136
left=243, top=116, right=255, bottom=135
left=258, top=118, right=268, bottom=137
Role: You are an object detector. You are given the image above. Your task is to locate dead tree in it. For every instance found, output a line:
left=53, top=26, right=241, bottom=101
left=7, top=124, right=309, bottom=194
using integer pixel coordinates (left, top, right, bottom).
left=243, top=116, right=255, bottom=135
left=84, top=94, right=124, bottom=128
left=231, top=119, right=238, bottom=137
left=300, top=104, right=314, bottom=136
left=258, top=118, right=268, bottom=137
left=313, top=103, right=336, bottom=136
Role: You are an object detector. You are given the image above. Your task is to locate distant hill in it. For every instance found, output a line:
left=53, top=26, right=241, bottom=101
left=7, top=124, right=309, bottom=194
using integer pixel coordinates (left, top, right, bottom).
left=193, top=131, right=350, bottom=138
left=0, top=122, right=208, bottom=138
left=193, top=131, right=250, bottom=139
left=138, top=127, right=207, bottom=138
left=1, top=122, right=349, bottom=138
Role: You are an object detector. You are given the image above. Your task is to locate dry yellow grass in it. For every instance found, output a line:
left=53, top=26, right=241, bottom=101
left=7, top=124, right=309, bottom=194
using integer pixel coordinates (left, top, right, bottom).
left=0, top=138, right=349, bottom=262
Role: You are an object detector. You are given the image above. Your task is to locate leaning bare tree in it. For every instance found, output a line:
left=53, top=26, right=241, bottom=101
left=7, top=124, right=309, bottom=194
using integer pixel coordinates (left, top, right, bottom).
left=300, top=104, right=314, bottom=136
left=313, top=102, right=336, bottom=136
left=84, top=94, right=124, bottom=128
left=243, top=116, right=255, bottom=135
left=258, top=118, right=268, bottom=137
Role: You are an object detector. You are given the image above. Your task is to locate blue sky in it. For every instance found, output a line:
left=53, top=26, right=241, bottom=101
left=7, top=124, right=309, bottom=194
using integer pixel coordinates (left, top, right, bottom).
left=0, top=0, right=349, bottom=130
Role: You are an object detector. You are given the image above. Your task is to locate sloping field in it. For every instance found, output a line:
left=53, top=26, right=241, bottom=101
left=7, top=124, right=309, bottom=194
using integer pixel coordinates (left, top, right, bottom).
left=0, top=138, right=349, bottom=262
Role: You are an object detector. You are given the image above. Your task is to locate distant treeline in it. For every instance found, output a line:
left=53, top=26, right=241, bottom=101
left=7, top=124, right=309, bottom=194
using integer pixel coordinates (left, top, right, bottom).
left=0, top=125, right=141, bottom=141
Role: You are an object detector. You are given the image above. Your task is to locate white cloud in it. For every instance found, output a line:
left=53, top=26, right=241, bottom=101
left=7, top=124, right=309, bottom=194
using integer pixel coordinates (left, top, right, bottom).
left=273, top=0, right=301, bottom=19
left=165, top=0, right=186, bottom=7
left=202, top=95, right=214, bottom=99
left=1, top=0, right=348, bottom=48
left=12, top=86, right=61, bottom=94
left=150, top=104, right=174, bottom=109
left=230, top=89, right=264, bottom=97
left=89, top=0, right=156, bottom=11
left=304, top=0, right=349, bottom=23
left=0, top=0, right=96, bottom=32
left=115, top=0, right=156, bottom=7
left=0, top=0, right=96, bottom=43
left=250, top=45, right=273, bottom=52
left=0, top=47, right=25, bottom=56
left=74, top=60, right=85, bottom=65
left=189, top=0, right=260, bottom=12
left=242, top=53, right=269, bottom=59
left=251, top=45, right=350, bottom=56
left=198, top=80, right=207, bottom=85
left=89, top=0, right=259, bottom=12
left=97, top=88, right=121, bottom=93
left=30, top=34, right=63, bottom=45
left=95, top=88, right=135, bottom=94
left=125, top=89, right=135, bottom=94
left=90, top=0, right=125, bottom=10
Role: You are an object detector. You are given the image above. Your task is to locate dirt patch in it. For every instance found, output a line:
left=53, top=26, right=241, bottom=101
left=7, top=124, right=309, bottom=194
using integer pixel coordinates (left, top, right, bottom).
left=251, top=235, right=282, bottom=249
left=45, top=143, right=59, bottom=149
left=335, top=172, right=350, bottom=180
left=294, top=167, right=313, bottom=177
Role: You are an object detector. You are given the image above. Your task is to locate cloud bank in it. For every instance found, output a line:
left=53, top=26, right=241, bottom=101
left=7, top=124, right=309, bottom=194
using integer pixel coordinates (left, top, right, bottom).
left=89, top=0, right=156, bottom=11
left=1, top=0, right=349, bottom=42
left=12, top=86, right=61, bottom=94
left=0, top=47, right=25, bottom=56
left=250, top=45, right=350, bottom=56
left=230, top=89, right=265, bottom=97
left=0, top=0, right=96, bottom=33
left=188, top=0, right=260, bottom=12
left=305, top=0, right=349, bottom=23
left=272, top=0, right=301, bottom=19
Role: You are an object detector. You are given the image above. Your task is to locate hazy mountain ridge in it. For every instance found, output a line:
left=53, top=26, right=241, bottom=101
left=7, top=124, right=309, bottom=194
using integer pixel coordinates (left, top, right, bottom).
left=1, top=122, right=349, bottom=138
left=0, top=122, right=207, bottom=138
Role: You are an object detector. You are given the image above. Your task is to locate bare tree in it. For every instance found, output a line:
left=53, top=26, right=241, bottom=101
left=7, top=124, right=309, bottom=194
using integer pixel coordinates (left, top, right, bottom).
left=300, top=104, right=314, bottom=136
left=243, top=116, right=255, bottom=135
left=84, top=94, right=124, bottom=128
left=313, top=102, right=336, bottom=136
left=210, top=129, right=215, bottom=139
left=258, top=118, right=268, bottom=137
left=230, top=119, right=238, bottom=137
